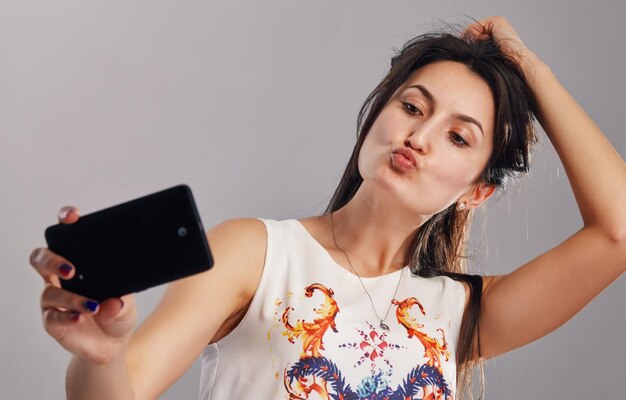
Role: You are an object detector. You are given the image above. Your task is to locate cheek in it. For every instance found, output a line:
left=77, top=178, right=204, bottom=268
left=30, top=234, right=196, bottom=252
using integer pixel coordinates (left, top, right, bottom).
left=428, top=153, right=483, bottom=194
left=357, top=131, right=392, bottom=177
left=357, top=136, right=376, bottom=179
left=366, top=109, right=400, bottom=144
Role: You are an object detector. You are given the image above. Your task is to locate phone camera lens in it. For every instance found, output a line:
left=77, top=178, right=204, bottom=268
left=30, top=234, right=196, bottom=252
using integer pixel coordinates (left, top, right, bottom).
left=178, top=227, right=188, bottom=237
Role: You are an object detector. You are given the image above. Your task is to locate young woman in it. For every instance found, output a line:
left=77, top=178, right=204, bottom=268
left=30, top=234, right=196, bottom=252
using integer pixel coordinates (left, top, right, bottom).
left=29, top=16, right=625, bottom=400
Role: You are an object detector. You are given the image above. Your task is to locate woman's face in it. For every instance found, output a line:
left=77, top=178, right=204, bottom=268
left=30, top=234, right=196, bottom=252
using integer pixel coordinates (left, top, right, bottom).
left=358, top=60, right=495, bottom=217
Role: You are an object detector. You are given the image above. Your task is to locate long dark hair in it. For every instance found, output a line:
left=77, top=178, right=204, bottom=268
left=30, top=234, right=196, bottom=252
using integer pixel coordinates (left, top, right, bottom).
left=325, top=30, right=538, bottom=399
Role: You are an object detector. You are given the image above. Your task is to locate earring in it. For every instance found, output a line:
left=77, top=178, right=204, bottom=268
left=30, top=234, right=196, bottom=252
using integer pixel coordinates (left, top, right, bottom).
left=457, top=201, right=467, bottom=211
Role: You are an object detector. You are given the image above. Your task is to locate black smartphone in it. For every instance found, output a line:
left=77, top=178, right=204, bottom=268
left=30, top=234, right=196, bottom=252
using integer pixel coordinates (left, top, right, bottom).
left=45, top=185, right=214, bottom=301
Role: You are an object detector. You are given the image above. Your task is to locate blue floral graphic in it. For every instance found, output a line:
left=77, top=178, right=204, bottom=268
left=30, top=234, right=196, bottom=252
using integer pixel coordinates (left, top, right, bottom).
left=356, top=372, right=390, bottom=398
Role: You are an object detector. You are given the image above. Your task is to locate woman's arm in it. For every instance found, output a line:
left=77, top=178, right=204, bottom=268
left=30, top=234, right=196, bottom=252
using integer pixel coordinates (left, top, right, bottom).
left=123, top=218, right=267, bottom=399
left=465, top=16, right=626, bottom=359
left=34, top=215, right=266, bottom=400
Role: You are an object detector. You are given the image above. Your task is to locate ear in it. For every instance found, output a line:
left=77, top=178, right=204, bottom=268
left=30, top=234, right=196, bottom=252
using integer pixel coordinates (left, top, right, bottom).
left=461, top=182, right=496, bottom=210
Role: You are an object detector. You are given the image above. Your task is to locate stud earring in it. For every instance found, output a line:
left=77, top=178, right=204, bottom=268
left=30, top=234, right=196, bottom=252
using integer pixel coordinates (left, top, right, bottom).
left=457, top=201, right=467, bottom=211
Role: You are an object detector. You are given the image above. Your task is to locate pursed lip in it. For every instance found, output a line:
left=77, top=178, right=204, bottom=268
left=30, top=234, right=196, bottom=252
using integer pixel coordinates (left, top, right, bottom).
left=392, top=148, right=418, bottom=168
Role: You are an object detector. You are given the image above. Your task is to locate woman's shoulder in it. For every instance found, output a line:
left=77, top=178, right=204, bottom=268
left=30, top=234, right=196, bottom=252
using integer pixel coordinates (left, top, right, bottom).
left=208, top=217, right=268, bottom=262
left=208, top=217, right=299, bottom=243
left=206, top=218, right=268, bottom=292
left=209, top=217, right=267, bottom=238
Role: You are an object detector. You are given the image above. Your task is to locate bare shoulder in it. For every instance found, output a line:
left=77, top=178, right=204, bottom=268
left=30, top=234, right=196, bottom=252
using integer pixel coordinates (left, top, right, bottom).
left=208, top=217, right=267, bottom=242
left=206, top=217, right=268, bottom=299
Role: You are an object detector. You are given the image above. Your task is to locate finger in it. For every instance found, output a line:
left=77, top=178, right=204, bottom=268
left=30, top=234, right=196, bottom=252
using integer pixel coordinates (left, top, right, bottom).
left=58, top=206, right=80, bottom=224
left=94, top=295, right=135, bottom=338
left=95, top=298, right=126, bottom=319
left=42, top=308, right=81, bottom=339
left=29, top=247, right=76, bottom=283
left=462, top=22, right=490, bottom=40
left=41, top=284, right=99, bottom=315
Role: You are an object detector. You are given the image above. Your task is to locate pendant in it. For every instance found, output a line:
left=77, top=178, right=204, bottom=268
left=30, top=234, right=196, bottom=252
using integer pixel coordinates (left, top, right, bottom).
left=379, top=321, right=390, bottom=331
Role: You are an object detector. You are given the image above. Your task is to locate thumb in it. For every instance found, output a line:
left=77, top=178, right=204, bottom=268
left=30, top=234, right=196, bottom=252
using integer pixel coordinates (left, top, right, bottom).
left=58, top=206, right=80, bottom=224
left=94, top=295, right=136, bottom=338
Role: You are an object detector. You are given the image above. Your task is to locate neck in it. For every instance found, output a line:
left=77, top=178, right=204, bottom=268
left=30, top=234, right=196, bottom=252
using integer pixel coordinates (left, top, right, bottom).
left=329, top=183, right=432, bottom=277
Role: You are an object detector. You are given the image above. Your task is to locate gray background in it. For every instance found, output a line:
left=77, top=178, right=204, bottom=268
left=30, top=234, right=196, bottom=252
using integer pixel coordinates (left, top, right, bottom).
left=2, top=1, right=625, bottom=399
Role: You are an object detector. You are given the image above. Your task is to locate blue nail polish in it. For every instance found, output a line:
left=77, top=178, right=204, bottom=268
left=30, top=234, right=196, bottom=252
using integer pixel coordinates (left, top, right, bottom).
left=82, top=300, right=99, bottom=313
left=59, top=263, right=73, bottom=276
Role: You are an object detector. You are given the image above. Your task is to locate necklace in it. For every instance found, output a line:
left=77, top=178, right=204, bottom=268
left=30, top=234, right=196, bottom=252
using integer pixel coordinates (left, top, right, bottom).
left=329, top=212, right=404, bottom=331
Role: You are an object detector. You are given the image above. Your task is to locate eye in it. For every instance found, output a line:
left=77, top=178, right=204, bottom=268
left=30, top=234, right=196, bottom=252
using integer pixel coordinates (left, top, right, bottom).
left=402, top=102, right=423, bottom=116
left=449, top=132, right=469, bottom=148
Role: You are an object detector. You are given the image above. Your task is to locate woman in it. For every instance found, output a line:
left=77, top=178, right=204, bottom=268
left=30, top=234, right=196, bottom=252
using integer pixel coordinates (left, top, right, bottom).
left=29, top=16, right=625, bottom=399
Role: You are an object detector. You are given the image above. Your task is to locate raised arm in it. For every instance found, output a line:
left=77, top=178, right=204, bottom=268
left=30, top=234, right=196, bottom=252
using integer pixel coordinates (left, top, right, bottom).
left=464, top=16, right=626, bottom=359
left=32, top=214, right=266, bottom=399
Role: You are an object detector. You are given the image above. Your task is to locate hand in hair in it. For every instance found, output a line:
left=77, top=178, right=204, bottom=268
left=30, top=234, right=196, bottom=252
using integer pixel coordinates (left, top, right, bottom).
left=463, top=16, right=537, bottom=75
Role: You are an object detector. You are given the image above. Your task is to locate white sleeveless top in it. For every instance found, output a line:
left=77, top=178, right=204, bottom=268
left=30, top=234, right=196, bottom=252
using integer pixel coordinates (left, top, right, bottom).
left=199, top=219, right=467, bottom=400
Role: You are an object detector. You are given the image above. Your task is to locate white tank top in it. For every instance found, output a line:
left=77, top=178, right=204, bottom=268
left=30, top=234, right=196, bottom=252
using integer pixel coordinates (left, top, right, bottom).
left=199, top=218, right=467, bottom=400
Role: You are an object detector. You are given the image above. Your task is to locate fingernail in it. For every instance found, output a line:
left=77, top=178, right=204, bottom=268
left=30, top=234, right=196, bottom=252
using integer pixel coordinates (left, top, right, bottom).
left=58, top=208, right=71, bottom=220
left=58, top=263, right=73, bottom=277
left=70, top=311, right=80, bottom=321
left=82, top=300, right=99, bottom=313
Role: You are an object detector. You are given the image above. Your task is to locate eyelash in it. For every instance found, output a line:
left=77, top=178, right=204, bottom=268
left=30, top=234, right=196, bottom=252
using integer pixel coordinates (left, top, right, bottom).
left=402, top=102, right=422, bottom=116
left=402, top=102, right=469, bottom=148
left=448, top=132, right=469, bottom=148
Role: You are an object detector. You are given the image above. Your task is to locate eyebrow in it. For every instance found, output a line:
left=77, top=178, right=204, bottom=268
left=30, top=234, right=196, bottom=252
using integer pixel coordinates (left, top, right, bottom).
left=406, top=84, right=485, bottom=137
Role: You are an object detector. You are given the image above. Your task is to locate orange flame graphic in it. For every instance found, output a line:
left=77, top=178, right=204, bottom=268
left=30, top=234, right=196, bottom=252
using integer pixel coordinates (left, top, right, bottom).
left=281, top=283, right=340, bottom=358
left=393, top=297, right=449, bottom=369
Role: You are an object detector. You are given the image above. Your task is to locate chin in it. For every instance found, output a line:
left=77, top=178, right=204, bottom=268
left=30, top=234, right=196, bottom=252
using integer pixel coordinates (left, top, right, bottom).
left=361, top=164, right=451, bottom=212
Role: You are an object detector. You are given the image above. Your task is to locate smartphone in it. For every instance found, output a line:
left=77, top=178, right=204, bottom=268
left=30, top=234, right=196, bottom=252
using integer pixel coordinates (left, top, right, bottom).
left=45, top=185, right=214, bottom=301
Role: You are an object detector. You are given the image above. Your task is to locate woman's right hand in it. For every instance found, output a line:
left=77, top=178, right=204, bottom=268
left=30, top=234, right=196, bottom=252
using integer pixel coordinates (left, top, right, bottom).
left=30, top=206, right=137, bottom=365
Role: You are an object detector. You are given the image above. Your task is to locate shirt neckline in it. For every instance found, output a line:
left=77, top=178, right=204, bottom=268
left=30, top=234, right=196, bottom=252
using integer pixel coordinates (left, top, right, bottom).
left=291, top=218, right=410, bottom=282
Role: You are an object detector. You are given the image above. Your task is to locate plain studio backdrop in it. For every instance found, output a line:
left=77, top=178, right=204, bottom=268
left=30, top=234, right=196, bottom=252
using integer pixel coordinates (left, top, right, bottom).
left=2, top=1, right=625, bottom=399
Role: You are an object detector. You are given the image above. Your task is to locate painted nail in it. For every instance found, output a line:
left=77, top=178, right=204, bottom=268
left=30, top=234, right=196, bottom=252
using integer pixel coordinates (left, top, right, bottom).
left=58, top=208, right=71, bottom=220
left=58, top=263, right=73, bottom=277
left=69, top=311, right=80, bottom=321
left=82, top=300, right=99, bottom=313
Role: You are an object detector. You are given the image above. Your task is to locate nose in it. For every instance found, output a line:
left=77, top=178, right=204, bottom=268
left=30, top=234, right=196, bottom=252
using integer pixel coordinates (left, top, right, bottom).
left=405, top=123, right=433, bottom=155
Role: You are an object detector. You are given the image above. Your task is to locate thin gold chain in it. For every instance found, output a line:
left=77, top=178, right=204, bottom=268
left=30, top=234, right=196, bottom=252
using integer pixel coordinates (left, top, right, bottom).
left=329, top=212, right=404, bottom=331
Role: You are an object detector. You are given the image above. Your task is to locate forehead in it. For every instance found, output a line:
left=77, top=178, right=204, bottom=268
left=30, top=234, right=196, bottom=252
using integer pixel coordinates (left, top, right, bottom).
left=398, top=61, right=495, bottom=134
